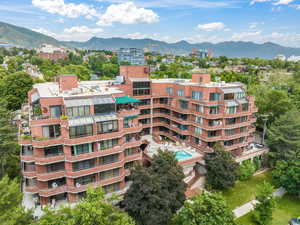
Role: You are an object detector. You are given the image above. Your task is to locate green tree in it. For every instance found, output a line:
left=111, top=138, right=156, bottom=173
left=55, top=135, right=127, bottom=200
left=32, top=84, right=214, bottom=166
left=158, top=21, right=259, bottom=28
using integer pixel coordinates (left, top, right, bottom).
left=239, top=160, right=256, bottom=181
left=0, top=99, right=20, bottom=178
left=173, top=192, right=236, bottom=225
left=0, top=71, right=33, bottom=110
left=59, top=64, right=91, bottom=81
left=272, top=154, right=300, bottom=195
left=205, top=143, right=239, bottom=190
left=0, top=55, right=3, bottom=64
left=101, top=63, right=119, bottom=78
left=35, top=187, right=135, bottom=225
left=267, top=109, right=300, bottom=163
left=252, top=181, right=276, bottom=225
left=0, top=176, right=33, bottom=225
left=124, top=151, right=186, bottom=225
left=0, top=67, right=9, bottom=79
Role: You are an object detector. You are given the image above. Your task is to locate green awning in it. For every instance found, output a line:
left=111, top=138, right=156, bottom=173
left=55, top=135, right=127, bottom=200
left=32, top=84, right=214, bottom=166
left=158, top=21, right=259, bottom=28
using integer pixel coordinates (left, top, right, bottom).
left=124, top=115, right=139, bottom=119
left=115, top=96, right=141, bottom=104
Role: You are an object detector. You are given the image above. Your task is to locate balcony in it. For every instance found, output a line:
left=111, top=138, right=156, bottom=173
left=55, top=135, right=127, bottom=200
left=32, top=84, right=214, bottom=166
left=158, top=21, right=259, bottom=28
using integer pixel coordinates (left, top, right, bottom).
left=24, top=185, right=38, bottom=193
left=124, top=152, right=142, bottom=163
left=22, top=165, right=36, bottom=178
left=118, top=108, right=140, bottom=118
left=32, top=137, right=63, bottom=148
left=37, top=170, right=66, bottom=181
left=39, top=185, right=67, bottom=197
left=30, top=117, right=61, bottom=126
left=35, top=154, right=65, bottom=165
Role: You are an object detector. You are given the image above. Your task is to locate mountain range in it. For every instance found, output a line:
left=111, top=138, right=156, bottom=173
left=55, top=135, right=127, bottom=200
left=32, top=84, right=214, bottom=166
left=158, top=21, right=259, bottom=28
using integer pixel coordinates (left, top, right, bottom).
left=1, top=21, right=300, bottom=58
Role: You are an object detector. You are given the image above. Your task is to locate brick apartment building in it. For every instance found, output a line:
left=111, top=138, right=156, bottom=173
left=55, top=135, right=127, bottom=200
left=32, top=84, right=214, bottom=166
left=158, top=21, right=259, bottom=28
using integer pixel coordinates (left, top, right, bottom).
left=36, top=44, right=68, bottom=61
left=19, top=65, right=267, bottom=206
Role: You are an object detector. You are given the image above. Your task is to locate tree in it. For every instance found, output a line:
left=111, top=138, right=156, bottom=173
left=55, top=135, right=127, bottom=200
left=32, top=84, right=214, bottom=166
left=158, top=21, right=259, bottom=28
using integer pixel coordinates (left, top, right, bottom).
left=252, top=181, right=276, bottom=225
left=272, top=153, right=300, bottom=195
left=0, top=67, right=9, bottom=79
left=35, top=187, right=135, bottom=225
left=0, top=55, right=3, bottom=64
left=173, top=192, right=237, bottom=225
left=0, top=99, right=20, bottom=178
left=59, top=64, right=91, bottom=81
left=239, top=160, right=256, bottom=181
left=267, top=109, right=300, bottom=163
left=101, top=63, right=119, bottom=78
left=205, top=143, right=239, bottom=190
left=0, top=71, right=33, bottom=110
left=0, top=176, right=33, bottom=225
left=123, top=151, right=186, bottom=225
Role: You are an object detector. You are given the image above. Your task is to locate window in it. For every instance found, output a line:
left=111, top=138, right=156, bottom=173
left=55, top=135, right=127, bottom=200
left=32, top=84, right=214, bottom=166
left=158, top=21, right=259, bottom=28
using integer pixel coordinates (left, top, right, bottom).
left=73, top=159, right=95, bottom=172
left=225, top=129, right=236, bottom=136
left=50, top=105, right=62, bottom=118
left=43, top=124, right=61, bottom=138
left=177, top=89, right=184, bottom=97
left=209, top=120, right=221, bottom=126
left=226, top=118, right=236, bottom=125
left=224, top=140, right=234, bottom=146
left=125, top=161, right=137, bottom=170
left=195, top=127, right=202, bottom=135
left=48, top=178, right=66, bottom=188
left=240, top=127, right=247, bottom=133
left=72, top=143, right=93, bottom=156
left=74, top=174, right=95, bottom=186
left=224, top=93, right=234, bottom=101
left=133, top=89, right=150, bottom=96
left=209, top=106, right=219, bottom=114
left=192, top=91, right=203, bottom=100
left=99, top=139, right=118, bottom=150
left=94, top=104, right=115, bottom=115
left=124, top=118, right=133, bottom=128
left=67, top=106, right=90, bottom=118
left=240, top=116, right=248, bottom=122
left=69, top=124, right=93, bottom=139
left=208, top=131, right=218, bottom=137
left=242, top=103, right=249, bottom=111
left=209, top=93, right=221, bottom=101
left=159, top=98, right=169, bottom=104
left=22, top=145, right=33, bottom=156
left=125, top=148, right=138, bottom=156
left=99, top=154, right=119, bottom=165
left=45, top=145, right=63, bottom=157
left=100, top=168, right=120, bottom=180
left=194, top=137, right=201, bottom=145
left=236, top=92, right=245, bottom=99
left=195, top=116, right=203, bottom=124
left=226, top=106, right=237, bottom=114
left=133, top=81, right=150, bottom=88
left=179, top=100, right=188, bottom=109
left=166, top=87, right=173, bottom=95
left=103, top=182, right=120, bottom=194
left=97, top=120, right=118, bottom=134
left=141, top=109, right=151, bottom=115
left=195, top=104, right=204, bottom=113
left=239, top=137, right=245, bottom=143
left=47, top=162, right=65, bottom=173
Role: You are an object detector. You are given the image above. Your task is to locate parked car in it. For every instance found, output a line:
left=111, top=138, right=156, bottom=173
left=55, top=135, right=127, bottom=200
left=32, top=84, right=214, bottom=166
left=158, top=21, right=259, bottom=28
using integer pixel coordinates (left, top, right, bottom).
left=289, top=218, right=300, bottom=225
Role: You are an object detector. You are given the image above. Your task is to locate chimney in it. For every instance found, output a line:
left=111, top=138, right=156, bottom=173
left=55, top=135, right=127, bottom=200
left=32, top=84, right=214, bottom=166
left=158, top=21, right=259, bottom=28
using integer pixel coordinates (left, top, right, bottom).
left=192, top=73, right=211, bottom=84
left=58, top=75, right=78, bottom=92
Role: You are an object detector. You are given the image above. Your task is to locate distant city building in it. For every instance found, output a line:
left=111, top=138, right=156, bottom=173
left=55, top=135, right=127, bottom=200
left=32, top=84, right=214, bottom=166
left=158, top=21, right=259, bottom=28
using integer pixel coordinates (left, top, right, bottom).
left=190, top=48, right=209, bottom=59
left=275, top=54, right=286, bottom=61
left=118, top=48, right=145, bottom=65
left=36, top=44, right=68, bottom=61
left=22, top=63, right=43, bottom=79
left=287, top=55, right=300, bottom=62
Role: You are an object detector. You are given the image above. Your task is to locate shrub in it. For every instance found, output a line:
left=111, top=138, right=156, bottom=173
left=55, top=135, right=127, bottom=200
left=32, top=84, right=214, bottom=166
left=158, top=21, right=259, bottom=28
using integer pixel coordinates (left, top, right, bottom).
left=239, top=160, right=256, bottom=181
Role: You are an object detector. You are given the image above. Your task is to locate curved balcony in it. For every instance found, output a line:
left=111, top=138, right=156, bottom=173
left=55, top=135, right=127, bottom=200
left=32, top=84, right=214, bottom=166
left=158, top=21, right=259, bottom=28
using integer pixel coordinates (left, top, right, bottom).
left=118, top=108, right=140, bottom=118
left=30, top=117, right=61, bottom=126
left=39, top=185, right=67, bottom=197
left=224, top=142, right=248, bottom=151
left=24, top=185, right=38, bottom=193
left=22, top=170, right=37, bottom=178
left=35, top=154, right=65, bottom=165
left=32, top=137, right=64, bottom=148
left=222, top=133, right=248, bottom=141
left=37, top=170, right=66, bottom=181
left=223, top=121, right=251, bottom=129
left=124, top=152, right=142, bottom=163
left=19, top=137, right=32, bottom=145
left=21, top=155, right=35, bottom=162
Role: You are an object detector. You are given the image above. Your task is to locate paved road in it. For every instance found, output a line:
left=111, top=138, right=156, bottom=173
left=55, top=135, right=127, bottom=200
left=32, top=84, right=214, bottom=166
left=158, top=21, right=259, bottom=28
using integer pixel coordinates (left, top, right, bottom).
left=233, top=187, right=286, bottom=218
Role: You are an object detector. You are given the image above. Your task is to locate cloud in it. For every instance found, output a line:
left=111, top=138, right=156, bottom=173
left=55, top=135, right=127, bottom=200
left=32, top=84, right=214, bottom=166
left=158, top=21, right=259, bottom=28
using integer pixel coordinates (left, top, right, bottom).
left=273, top=0, right=294, bottom=5
left=126, top=32, right=179, bottom=43
left=197, top=22, right=225, bottom=32
left=32, top=0, right=99, bottom=18
left=56, top=18, right=65, bottom=23
left=250, top=0, right=272, bottom=5
left=33, top=26, right=104, bottom=42
left=96, top=2, right=159, bottom=26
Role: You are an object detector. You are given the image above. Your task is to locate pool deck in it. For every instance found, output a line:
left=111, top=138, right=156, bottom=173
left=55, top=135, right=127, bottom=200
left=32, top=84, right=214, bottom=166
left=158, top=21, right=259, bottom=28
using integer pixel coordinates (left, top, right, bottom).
left=142, top=135, right=203, bottom=166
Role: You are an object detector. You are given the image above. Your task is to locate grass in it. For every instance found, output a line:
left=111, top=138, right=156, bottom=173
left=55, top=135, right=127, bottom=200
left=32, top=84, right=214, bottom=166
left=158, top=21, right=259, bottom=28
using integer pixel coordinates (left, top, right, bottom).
left=236, top=195, right=300, bottom=225
left=222, top=170, right=273, bottom=210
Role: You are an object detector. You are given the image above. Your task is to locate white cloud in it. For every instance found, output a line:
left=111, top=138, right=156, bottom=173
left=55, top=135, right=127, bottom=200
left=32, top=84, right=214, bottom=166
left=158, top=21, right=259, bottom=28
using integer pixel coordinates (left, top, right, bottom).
left=273, top=0, right=294, bottom=5
left=33, top=26, right=104, bottom=42
left=56, top=18, right=65, bottom=23
left=97, top=2, right=159, bottom=26
left=32, top=0, right=99, bottom=18
left=197, top=22, right=225, bottom=32
left=250, top=0, right=272, bottom=5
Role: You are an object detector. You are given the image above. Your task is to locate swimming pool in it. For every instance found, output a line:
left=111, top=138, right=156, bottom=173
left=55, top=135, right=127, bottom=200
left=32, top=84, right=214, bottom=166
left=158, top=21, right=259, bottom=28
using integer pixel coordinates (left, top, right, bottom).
left=175, top=151, right=193, bottom=161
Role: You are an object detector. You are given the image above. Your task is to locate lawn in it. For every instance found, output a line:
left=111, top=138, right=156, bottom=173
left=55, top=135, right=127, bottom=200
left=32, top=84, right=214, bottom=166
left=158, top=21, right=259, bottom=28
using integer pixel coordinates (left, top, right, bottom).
left=236, top=195, right=300, bottom=225
left=221, top=171, right=273, bottom=210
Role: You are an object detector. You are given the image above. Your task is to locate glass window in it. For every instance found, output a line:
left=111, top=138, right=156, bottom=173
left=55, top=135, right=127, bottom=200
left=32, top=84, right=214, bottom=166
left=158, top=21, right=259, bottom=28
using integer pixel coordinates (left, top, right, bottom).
left=179, top=100, right=188, bottom=109
left=97, top=120, right=118, bottom=134
left=99, top=154, right=119, bottom=165
left=226, top=118, right=236, bottom=125
left=209, top=93, right=221, bottom=101
left=47, top=162, right=65, bottom=173
left=50, top=105, right=62, bottom=118
left=100, top=168, right=120, bottom=180
left=242, top=103, right=249, bottom=111
left=69, top=124, right=93, bottom=139
left=94, top=104, right=115, bottom=115
left=166, top=87, right=173, bottom=95
left=43, top=124, right=61, bottom=138
left=192, top=91, right=203, bottom=100
left=226, top=106, right=237, bottom=114
left=74, top=174, right=95, bottom=186
left=72, top=143, right=93, bottom=156
left=73, top=159, right=95, bottom=172
left=225, top=129, right=236, bottom=136
left=99, top=139, right=118, bottom=150
left=209, top=106, right=219, bottom=114
left=45, top=145, right=63, bottom=157
left=240, top=127, right=247, bottom=133
left=240, top=116, right=248, bottom=122
left=195, top=104, right=204, bottom=113
left=177, top=89, right=184, bottom=97
left=67, top=106, right=90, bottom=118
left=125, top=148, right=138, bottom=156
left=103, top=182, right=120, bottom=194
left=195, top=127, right=202, bottom=135
left=236, top=92, right=245, bottom=99
left=195, top=116, right=203, bottom=124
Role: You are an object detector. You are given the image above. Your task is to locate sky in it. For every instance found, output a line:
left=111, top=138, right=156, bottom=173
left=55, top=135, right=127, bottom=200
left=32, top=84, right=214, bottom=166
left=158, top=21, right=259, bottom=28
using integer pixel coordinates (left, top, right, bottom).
left=1, top=0, right=300, bottom=47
